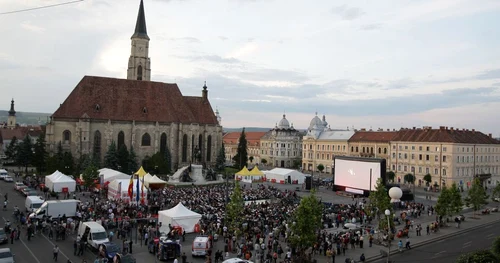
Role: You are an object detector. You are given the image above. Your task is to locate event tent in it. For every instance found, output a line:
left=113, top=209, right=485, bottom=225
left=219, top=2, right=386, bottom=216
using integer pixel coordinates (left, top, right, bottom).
left=45, top=170, right=76, bottom=192
left=158, top=203, right=202, bottom=234
left=147, top=175, right=167, bottom=189
left=235, top=167, right=250, bottom=176
left=99, top=168, right=130, bottom=185
left=239, top=166, right=265, bottom=183
left=264, top=168, right=306, bottom=184
left=107, top=178, right=148, bottom=203
left=135, top=166, right=147, bottom=178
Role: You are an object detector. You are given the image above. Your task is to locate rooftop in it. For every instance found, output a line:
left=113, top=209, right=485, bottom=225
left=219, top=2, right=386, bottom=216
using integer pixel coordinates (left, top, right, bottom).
left=392, top=126, right=500, bottom=144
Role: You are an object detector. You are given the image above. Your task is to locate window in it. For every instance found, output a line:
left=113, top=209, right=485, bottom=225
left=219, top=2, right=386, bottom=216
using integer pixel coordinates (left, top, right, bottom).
left=404, top=166, right=407, bottom=172
left=443, top=156, right=447, bottom=162
left=426, top=155, right=429, bottom=161
left=392, top=153, right=396, bottom=158
left=63, top=130, right=71, bottom=144
left=412, top=146, right=415, bottom=150
left=141, top=133, right=151, bottom=146
left=434, top=155, right=438, bottom=162
left=411, top=154, right=415, bottom=160
left=118, top=131, right=125, bottom=150
left=399, top=146, right=402, bottom=150
left=398, top=165, right=401, bottom=171
left=393, top=145, right=396, bottom=150
left=384, top=148, right=387, bottom=154
left=404, top=153, right=407, bottom=159
left=160, top=133, right=167, bottom=154
left=392, top=165, right=396, bottom=170
left=362, top=147, right=365, bottom=153
left=93, top=131, right=102, bottom=160
left=198, top=134, right=203, bottom=160
left=137, top=65, right=143, bottom=80
left=457, top=156, right=460, bottom=163
left=443, top=147, right=447, bottom=152
left=426, top=147, right=430, bottom=151
left=405, top=146, right=408, bottom=150
left=398, top=153, right=402, bottom=159
left=419, top=146, right=422, bottom=151
left=356, top=147, right=359, bottom=152
left=443, top=169, right=447, bottom=176
left=378, top=148, right=381, bottom=154
left=419, top=154, right=423, bottom=160
left=418, top=167, right=422, bottom=173
left=182, top=134, right=188, bottom=162
left=426, top=167, right=429, bottom=174
left=206, top=135, right=212, bottom=161
left=434, top=168, right=438, bottom=175
left=371, top=147, right=374, bottom=154
left=351, top=146, right=354, bottom=152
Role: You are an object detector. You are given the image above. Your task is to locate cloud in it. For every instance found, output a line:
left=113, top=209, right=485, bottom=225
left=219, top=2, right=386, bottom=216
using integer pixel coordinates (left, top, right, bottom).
left=168, top=37, right=201, bottom=43
left=331, top=5, right=365, bottom=20
left=229, top=68, right=310, bottom=83
left=475, top=69, right=500, bottom=80
left=218, top=36, right=228, bottom=41
left=20, top=21, right=45, bottom=33
left=360, top=23, right=383, bottom=31
left=0, top=57, right=21, bottom=70
left=492, top=82, right=500, bottom=87
left=182, top=55, right=242, bottom=64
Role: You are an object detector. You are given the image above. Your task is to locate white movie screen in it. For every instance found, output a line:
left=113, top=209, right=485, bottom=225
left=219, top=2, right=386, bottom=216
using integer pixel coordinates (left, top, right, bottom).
left=334, top=159, right=382, bottom=191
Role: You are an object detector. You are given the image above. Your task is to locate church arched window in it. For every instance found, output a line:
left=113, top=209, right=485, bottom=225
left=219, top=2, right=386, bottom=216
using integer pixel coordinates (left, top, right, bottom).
left=206, top=135, right=212, bottom=162
left=182, top=134, right=188, bottom=162
left=137, top=65, right=143, bottom=80
left=117, top=131, right=125, bottom=149
left=141, top=133, right=151, bottom=146
left=93, top=131, right=102, bottom=160
left=63, top=130, right=71, bottom=144
left=160, top=133, right=167, bottom=154
left=198, top=134, right=203, bottom=161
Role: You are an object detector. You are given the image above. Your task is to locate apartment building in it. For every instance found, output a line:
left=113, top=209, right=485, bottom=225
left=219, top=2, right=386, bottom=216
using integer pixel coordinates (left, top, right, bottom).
left=347, top=129, right=397, bottom=168
left=260, top=114, right=303, bottom=168
left=223, top=131, right=267, bottom=166
left=390, top=126, right=500, bottom=188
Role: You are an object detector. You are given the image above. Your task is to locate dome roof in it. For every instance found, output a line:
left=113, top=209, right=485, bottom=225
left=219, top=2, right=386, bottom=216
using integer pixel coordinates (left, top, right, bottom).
left=278, top=114, right=290, bottom=129
left=309, top=113, right=323, bottom=130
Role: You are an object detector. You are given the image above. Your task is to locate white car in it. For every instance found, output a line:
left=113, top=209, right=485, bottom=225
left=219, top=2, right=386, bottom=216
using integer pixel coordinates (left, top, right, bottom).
left=3, top=176, right=13, bottom=182
left=0, top=248, right=15, bottom=263
left=223, top=259, right=254, bottom=263
left=14, top=182, right=25, bottom=191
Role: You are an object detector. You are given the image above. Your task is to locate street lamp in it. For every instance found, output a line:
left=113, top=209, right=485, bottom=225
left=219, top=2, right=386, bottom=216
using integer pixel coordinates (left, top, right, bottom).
left=387, top=187, right=403, bottom=263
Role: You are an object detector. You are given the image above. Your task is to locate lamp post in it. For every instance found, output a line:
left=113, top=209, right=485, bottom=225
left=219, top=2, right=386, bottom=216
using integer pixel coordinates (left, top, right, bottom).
left=387, top=186, right=403, bottom=263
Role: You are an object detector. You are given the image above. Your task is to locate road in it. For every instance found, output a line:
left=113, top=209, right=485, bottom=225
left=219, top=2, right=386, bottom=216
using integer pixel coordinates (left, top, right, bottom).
left=371, top=221, right=500, bottom=263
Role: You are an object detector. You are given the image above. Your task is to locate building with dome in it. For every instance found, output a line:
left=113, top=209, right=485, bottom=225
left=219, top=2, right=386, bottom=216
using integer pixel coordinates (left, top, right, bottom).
left=302, top=113, right=354, bottom=174
left=259, top=114, right=304, bottom=168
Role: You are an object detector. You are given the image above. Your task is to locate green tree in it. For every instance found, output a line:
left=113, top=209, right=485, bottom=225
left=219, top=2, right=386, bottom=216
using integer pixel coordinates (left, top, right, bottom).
left=33, top=133, right=48, bottom=174
left=128, top=146, right=138, bottom=173
left=289, top=190, right=323, bottom=262
left=249, top=156, right=254, bottom=163
left=317, top=164, right=325, bottom=173
left=215, top=143, right=226, bottom=172
left=56, top=142, right=64, bottom=169
left=104, top=141, right=119, bottom=170
left=292, top=159, right=302, bottom=169
left=456, top=250, right=498, bottom=263
left=404, top=173, right=415, bottom=184
left=164, top=146, right=172, bottom=174
left=117, top=144, right=130, bottom=174
left=226, top=181, right=244, bottom=237
left=492, top=236, right=500, bottom=259
left=261, top=159, right=267, bottom=165
left=62, top=151, right=74, bottom=175
left=435, top=186, right=451, bottom=220
left=17, top=135, right=34, bottom=172
left=464, top=178, right=489, bottom=217
left=81, top=163, right=99, bottom=190
left=5, top=137, right=18, bottom=161
left=386, top=171, right=396, bottom=182
left=46, top=155, right=59, bottom=174
left=423, top=173, right=432, bottom=185
left=492, top=184, right=500, bottom=201
left=368, top=178, right=394, bottom=230
left=449, top=183, right=464, bottom=215
left=232, top=128, right=248, bottom=169
left=147, top=152, right=169, bottom=174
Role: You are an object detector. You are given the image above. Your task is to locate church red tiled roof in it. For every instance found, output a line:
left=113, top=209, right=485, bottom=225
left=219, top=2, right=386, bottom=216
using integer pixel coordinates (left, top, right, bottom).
left=223, top=131, right=267, bottom=146
left=51, top=76, right=218, bottom=124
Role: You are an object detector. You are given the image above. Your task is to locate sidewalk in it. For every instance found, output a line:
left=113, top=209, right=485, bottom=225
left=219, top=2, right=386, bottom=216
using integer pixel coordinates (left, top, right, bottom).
left=306, top=207, right=500, bottom=263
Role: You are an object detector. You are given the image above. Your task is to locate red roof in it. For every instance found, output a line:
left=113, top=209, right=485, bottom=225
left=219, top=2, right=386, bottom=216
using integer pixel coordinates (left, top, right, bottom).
left=223, top=131, right=267, bottom=146
left=0, top=126, right=43, bottom=141
left=348, top=131, right=397, bottom=143
left=392, top=127, right=500, bottom=144
left=52, top=76, right=218, bottom=124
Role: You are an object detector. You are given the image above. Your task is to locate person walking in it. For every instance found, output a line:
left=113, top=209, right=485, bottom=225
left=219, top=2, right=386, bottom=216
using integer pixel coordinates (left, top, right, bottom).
left=53, top=245, right=59, bottom=262
left=405, top=237, right=411, bottom=250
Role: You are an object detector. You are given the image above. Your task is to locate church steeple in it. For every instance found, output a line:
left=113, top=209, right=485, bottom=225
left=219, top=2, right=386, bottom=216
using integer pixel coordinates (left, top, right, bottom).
left=127, top=0, right=151, bottom=81
left=8, top=99, right=16, bottom=116
left=7, top=98, right=16, bottom=129
left=131, top=0, right=149, bottom=40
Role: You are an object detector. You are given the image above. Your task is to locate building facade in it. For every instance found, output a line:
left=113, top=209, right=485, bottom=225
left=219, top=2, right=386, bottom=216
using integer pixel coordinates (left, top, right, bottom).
left=390, top=126, right=500, bottom=188
left=302, top=113, right=354, bottom=174
left=259, top=114, right=303, bottom=168
left=45, top=0, right=222, bottom=169
left=347, top=129, right=397, bottom=169
left=223, top=131, right=267, bottom=166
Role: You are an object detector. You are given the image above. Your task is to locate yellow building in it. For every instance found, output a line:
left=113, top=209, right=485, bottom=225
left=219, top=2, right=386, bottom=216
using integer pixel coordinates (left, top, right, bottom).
left=223, top=131, right=267, bottom=166
left=347, top=129, right=397, bottom=169
left=390, top=126, right=500, bottom=188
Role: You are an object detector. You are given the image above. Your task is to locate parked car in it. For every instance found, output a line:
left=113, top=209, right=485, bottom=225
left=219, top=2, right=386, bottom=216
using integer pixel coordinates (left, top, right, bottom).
left=0, top=229, right=7, bottom=244
left=114, top=253, right=136, bottom=263
left=21, top=188, right=35, bottom=196
left=0, top=248, right=14, bottom=263
left=99, top=242, right=120, bottom=260
left=3, top=176, right=13, bottom=182
left=14, top=183, right=25, bottom=191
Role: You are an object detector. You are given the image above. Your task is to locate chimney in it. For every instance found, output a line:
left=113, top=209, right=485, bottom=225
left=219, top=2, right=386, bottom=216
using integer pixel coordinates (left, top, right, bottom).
left=387, top=129, right=390, bottom=131
left=489, top=133, right=492, bottom=138
left=439, top=126, right=445, bottom=130
left=361, top=128, right=366, bottom=131
left=413, top=127, right=416, bottom=130
left=202, top=81, right=208, bottom=101
left=472, top=129, right=475, bottom=133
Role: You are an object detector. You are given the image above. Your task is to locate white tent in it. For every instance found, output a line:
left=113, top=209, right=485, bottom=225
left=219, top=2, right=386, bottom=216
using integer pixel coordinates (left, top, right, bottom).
left=143, top=173, right=154, bottom=186
left=158, top=203, right=202, bottom=233
left=107, top=178, right=148, bottom=203
left=45, top=170, right=76, bottom=192
left=264, top=168, right=306, bottom=184
left=146, top=175, right=167, bottom=187
left=99, top=168, right=130, bottom=184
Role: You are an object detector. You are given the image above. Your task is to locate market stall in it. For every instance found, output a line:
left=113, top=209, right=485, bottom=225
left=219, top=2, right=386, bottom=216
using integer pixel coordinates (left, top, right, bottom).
left=158, top=202, right=202, bottom=234
left=45, top=170, right=77, bottom=193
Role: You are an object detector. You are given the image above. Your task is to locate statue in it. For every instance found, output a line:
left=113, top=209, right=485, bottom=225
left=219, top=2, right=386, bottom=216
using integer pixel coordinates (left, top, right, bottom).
left=205, top=168, right=216, bottom=181
left=180, top=168, right=193, bottom=182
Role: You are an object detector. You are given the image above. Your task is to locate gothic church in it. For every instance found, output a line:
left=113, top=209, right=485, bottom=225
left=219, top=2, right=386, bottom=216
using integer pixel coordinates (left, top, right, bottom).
left=46, top=0, right=222, bottom=170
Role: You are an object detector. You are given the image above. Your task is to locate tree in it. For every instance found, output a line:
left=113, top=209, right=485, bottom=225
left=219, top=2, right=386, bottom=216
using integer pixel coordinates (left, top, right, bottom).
left=5, top=137, right=18, bottom=161
left=232, top=128, right=248, bottom=169
left=404, top=173, right=415, bottom=184
left=456, top=250, right=498, bottom=263
left=464, top=178, right=489, bottom=217
left=368, top=179, right=394, bottom=230
left=492, top=183, right=500, bottom=201
left=46, top=156, right=59, bottom=174
left=215, top=143, right=226, bottom=172
left=81, top=163, right=99, bottom=190
left=317, top=164, right=324, bottom=173
left=292, top=159, right=302, bottom=169
left=117, top=144, right=130, bottom=174
left=104, top=141, right=119, bottom=170
left=249, top=156, right=254, bottom=163
left=261, top=159, right=267, bottom=165
left=17, top=135, right=34, bottom=172
left=226, top=181, right=244, bottom=237
left=492, top=236, right=500, bottom=260
left=147, top=152, right=169, bottom=174
left=386, top=171, right=395, bottom=182
left=435, top=186, right=451, bottom=220
left=423, top=173, right=432, bottom=186
left=163, top=146, right=172, bottom=174
left=289, top=190, right=323, bottom=262
left=128, top=146, right=138, bottom=173
left=56, top=142, right=64, bottom=168
left=62, top=152, right=74, bottom=175
left=449, top=183, right=464, bottom=215
left=33, top=133, right=48, bottom=174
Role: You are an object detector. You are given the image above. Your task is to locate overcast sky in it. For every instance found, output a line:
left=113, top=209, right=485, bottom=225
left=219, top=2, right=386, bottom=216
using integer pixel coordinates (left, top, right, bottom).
left=1, top=0, right=500, bottom=135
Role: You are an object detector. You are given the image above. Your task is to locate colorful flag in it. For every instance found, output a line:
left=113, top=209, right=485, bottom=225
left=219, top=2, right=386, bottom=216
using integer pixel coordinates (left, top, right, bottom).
left=127, top=174, right=134, bottom=200
left=141, top=175, right=145, bottom=203
left=136, top=174, right=140, bottom=202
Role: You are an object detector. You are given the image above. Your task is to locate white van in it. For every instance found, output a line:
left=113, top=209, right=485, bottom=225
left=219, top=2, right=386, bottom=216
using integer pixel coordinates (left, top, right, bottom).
left=192, top=236, right=211, bottom=257
left=0, top=169, right=8, bottom=180
left=78, top=221, right=109, bottom=250
left=25, top=196, right=44, bottom=212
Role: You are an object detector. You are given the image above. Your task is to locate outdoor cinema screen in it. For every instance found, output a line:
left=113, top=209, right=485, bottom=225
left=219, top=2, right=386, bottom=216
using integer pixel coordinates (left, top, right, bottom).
left=334, top=157, right=386, bottom=192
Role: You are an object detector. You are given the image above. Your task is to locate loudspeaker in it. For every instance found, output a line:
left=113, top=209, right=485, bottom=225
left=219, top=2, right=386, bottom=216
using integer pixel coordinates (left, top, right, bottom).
left=305, top=175, right=312, bottom=190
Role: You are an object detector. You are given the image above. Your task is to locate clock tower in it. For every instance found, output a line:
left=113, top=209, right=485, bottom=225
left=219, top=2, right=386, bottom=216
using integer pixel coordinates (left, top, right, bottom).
left=127, top=0, right=151, bottom=81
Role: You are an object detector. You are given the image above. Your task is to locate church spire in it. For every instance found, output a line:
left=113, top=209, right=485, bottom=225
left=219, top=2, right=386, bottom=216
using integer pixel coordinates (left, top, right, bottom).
left=8, top=98, right=16, bottom=116
left=131, top=0, right=149, bottom=40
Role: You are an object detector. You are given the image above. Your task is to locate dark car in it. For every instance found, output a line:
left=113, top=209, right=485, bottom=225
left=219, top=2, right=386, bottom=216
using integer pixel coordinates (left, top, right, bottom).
left=113, top=253, right=136, bottom=263
left=99, top=242, right=120, bottom=260
left=0, top=229, right=7, bottom=244
left=21, top=188, right=35, bottom=196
